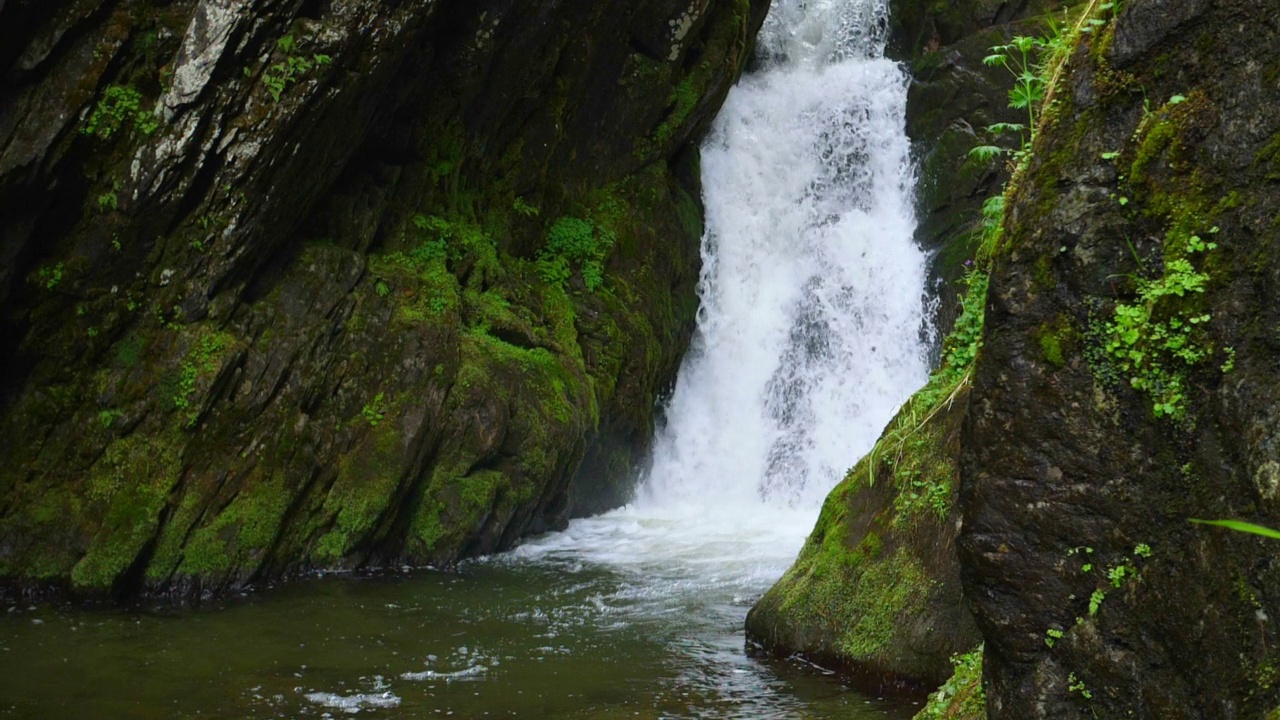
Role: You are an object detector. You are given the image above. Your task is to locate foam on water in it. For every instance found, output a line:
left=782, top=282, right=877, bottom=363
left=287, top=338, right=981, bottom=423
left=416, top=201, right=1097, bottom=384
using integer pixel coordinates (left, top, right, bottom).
left=512, top=0, right=928, bottom=586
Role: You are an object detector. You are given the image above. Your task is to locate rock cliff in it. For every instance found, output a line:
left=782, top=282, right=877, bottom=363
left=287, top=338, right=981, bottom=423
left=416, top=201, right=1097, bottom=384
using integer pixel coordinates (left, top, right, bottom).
left=962, top=0, right=1280, bottom=716
left=0, top=0, right=768, bottom=598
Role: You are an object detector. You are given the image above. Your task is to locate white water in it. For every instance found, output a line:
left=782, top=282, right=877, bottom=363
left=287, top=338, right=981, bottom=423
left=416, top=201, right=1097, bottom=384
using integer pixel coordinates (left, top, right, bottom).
left=512, top=0, right=928, bottom=583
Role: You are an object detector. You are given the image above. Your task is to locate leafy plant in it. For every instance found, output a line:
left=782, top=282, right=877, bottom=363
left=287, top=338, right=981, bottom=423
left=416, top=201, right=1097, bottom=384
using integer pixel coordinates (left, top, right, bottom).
left=97, top=191, right=119, bottom=213
left=969, top=33, right=1054, bottom=161
left=537, top=216, right=613, bottom=292
left=172, top=332, right=232, bottom=427
left=512, top=197, right=540, bottom=217
left=916, top=647, right=985, bottom=720
left=1068, top=672, right=1094, bottom=700
left=361, top=392, right=387, bottom=427
left=35, top=262, right=64, bottom=290
left=1045, top=627, right=1064, bottom=648
left=1088, top=589, right=1106, bottom=616
left=1099, top=228, right=1218, bottom=419
left=260, top=35, right=332, bottom=102
left=83, top=85, right=159, bottom=140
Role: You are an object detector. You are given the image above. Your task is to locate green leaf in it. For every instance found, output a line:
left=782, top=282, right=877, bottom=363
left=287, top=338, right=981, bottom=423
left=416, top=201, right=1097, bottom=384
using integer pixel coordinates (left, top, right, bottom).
left=986, top=122, right=1026, bottom=135
left=1169, top=94, right=1187, bottom=105
left=1190, top=518, right=1280, bottom=540
left=968, top=145, right=1007, bottom=162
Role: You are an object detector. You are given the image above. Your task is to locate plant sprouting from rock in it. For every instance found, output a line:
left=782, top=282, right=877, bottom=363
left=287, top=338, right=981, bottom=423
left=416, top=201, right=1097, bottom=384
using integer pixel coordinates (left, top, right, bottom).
left=1100, top=228, right=1218, bottom=419
left=536, top=217, right=614, bottom=292
left=83, top=85, right=159, bottom=140
left=258, top=35, right=332, bottom=103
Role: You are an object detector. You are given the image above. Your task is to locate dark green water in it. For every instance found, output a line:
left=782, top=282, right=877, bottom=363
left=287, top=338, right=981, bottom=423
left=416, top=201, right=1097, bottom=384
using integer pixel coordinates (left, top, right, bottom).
left=0, top=551, right=918, bottom=719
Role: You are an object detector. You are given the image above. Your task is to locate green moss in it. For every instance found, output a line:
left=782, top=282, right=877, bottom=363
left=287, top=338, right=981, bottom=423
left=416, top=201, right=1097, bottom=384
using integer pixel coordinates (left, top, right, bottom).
left=1034, top=316, right=1074, bottom=368
left=1129, top=115, right=1178, bottom=186
left=774, top=515, right=932, bottom=662
left=914, top=647, right=987, bottom=720
left=654, top=77, right=700, bottom=145
left=114, top=332, right=145, bottom=369
left=1255, top=131, right=1280, bottom=182
left=71, top=434, right=182, bottom=590
left=0, top=484, right=84, bottom=580
left=171, top=327, right=239, bottom=427
left=408, top=469, right=509, bottom=558
left=179, top=472, right=291, bottom=575
left=311, top=418, right=405, bottom=562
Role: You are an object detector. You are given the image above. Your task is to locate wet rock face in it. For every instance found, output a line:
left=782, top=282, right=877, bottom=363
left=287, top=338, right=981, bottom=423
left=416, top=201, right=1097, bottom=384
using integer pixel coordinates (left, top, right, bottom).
left=0, top=0, right=769, bottom=598
left=961, top=0, right=1280, bottom=717
left=894, top=0, right=1078, bottom=352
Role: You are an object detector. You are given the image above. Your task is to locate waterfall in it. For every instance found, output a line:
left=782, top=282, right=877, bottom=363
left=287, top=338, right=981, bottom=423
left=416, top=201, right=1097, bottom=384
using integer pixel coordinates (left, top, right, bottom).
left=638, top=0, right=928, bottom=514
left=511, top=0, right=928, bottom=579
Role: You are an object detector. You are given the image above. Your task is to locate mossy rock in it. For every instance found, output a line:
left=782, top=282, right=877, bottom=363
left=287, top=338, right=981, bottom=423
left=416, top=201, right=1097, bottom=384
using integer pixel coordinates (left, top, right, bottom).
left=913, top=646, right=987, bottom=720
left=746, top=374, right=979, bottom=686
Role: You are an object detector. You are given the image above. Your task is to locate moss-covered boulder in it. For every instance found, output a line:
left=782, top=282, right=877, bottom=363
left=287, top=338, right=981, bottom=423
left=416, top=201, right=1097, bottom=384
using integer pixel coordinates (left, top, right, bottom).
left=746, top=271, right=987, bottom=686
left=0, top=0, right=770, bottom=598
left=960, top=0, right=1280, bottom=716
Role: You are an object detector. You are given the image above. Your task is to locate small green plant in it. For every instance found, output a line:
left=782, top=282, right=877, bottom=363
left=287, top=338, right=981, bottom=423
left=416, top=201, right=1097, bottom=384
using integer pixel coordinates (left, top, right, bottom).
left=1220, top=346, right=1236, bottom=373
left=1099, top=228, right=1217, bottom=419
left=97, top=191, right=119, bottom=212
left=1088, top=588, right=1106, bottom=616
left=35, top=262, right=64, bottom=290
left=1106, top=563, right=1132, bottom=588
left=937, top=270, right=989, bottom=387
left=83, top=85, right=159, bottom=140
left=537, top=216, right=614, bottom=292
left=1045, top=627, right=1064, bottom=648
left=1068, top=672, right=1094, bottom=699
left=1068, top=545, right=1095, bottom=567
left=375, top=280, right=391, bottom=297
left=172, top=333, right=232, bottom=426
left=512, top=197, right=540, bottom=217
left=408, top=214, right=450, bottom=262
left=260, top=35, right=332, bottom=102
left=361, top=392, right=387, bottom=427
left=916, top=647, right=985, bottom=720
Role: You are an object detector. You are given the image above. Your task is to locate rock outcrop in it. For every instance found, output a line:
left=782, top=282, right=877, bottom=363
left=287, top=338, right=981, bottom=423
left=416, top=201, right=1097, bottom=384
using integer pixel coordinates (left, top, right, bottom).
left=0, top=0, right=769, bottom=598
left=962, top=0, right=1280, bottom=716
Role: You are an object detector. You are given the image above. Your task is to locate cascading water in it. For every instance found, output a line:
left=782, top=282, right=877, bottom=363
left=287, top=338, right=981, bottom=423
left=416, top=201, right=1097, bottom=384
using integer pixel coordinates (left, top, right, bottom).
left=515, top=0, right=929, bottom=569
left=0, top=1, right=934, bottom=717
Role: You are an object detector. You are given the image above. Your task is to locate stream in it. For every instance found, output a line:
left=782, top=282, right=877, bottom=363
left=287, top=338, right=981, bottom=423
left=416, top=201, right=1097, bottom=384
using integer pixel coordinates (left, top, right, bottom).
left=0, top=0, right=932, bottom=716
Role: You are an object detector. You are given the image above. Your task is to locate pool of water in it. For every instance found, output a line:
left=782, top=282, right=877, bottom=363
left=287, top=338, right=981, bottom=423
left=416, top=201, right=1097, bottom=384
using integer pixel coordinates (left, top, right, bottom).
left=0, top=517, right=919, bottom=719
